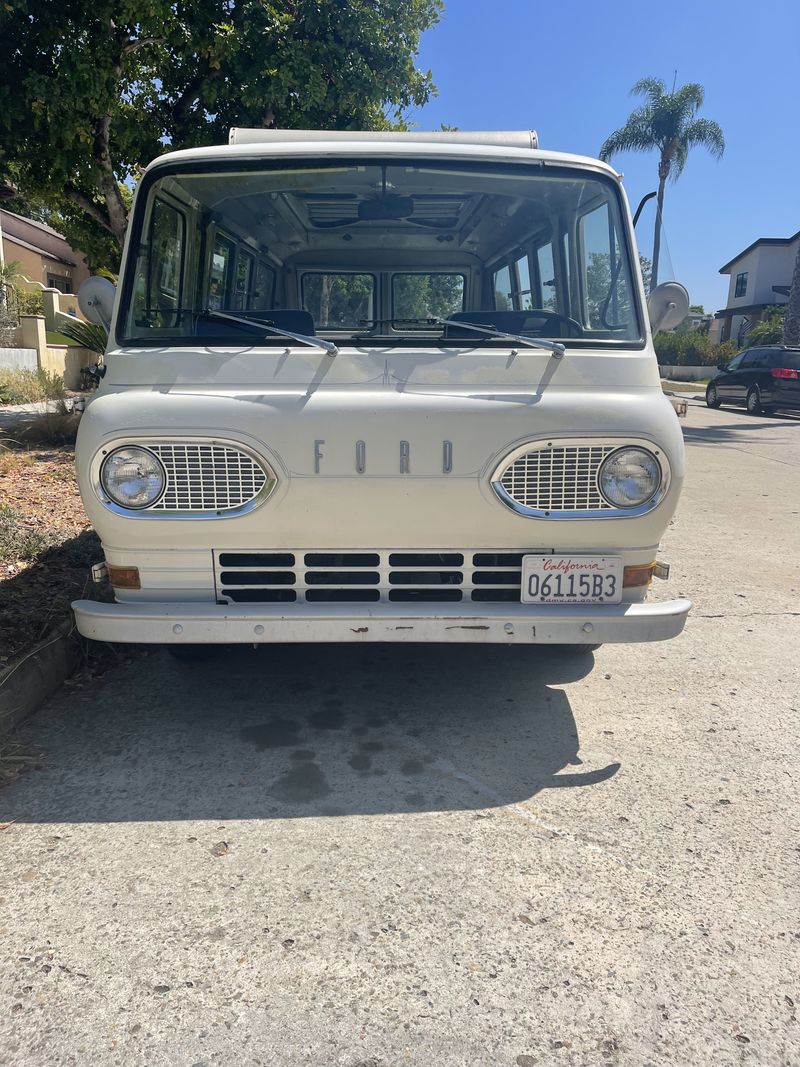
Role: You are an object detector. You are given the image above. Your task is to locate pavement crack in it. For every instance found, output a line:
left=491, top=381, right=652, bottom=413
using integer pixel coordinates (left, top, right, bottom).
left=693, top=611, right=800, bottom=619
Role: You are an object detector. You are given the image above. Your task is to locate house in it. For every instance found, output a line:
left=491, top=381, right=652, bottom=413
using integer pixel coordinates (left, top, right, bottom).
left=0, top=208, right=91, bottom=295
left=713, top=228, right=799, bottom=344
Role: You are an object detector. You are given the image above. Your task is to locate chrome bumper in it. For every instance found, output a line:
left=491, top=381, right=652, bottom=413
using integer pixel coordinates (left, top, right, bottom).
left=72, top=598, right=691, bottom=645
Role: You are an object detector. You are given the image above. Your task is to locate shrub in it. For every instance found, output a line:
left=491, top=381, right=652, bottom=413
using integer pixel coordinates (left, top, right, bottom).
left=55, top=313, right=108, bottom=355
left=0, top=367, right=66, bottom=404
left=16, top=290, right=44, bottom=316
left=655, top=331, right=739, bottom=367
left=0, top=503, right=63, bottom=562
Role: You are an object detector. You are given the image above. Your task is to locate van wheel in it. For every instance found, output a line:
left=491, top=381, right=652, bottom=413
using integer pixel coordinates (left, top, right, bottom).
left=705, top=382, right=721, bottom=408
left=746, top=387, right=762, bottom=415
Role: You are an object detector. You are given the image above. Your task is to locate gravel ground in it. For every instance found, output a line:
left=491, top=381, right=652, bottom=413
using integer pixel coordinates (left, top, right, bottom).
left=1, top=402, right=798, bottom=1067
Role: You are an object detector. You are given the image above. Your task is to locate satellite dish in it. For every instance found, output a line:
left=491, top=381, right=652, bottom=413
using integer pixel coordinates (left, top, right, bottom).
left=647, top=281, right=690, bottom=334
left=78, top=276, right=116, bottom=330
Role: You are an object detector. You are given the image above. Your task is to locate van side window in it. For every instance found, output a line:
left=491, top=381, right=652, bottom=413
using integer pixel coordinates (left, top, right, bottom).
left=513, top=255, right=534, bottom=310
left=251, top=260, right=275, bottom=309
left=233, top=249, right=255, bottom=310
left=536, top=243, right=556, bottom=310
left=493, top=265, right=512, bottom=310
left=148, top=199, right=184, bottom=323
left=208, top=235, right=235, bottom=310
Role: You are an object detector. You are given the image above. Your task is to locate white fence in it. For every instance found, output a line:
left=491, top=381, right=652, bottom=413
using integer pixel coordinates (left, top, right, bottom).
left=0, top=347, right=38, bottom=372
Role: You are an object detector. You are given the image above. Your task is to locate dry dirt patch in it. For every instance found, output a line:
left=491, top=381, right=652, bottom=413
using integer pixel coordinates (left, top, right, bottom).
left=0, top=443, right=100, bottom=665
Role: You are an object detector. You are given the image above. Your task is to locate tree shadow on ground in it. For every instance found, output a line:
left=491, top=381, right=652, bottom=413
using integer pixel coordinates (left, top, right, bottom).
left=3, top=641, right=619, bottom=822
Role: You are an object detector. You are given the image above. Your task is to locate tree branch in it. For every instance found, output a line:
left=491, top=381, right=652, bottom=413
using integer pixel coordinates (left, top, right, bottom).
left=64, top=185, right=114, bottom=233
left=123, top=36, right=164, bottom=54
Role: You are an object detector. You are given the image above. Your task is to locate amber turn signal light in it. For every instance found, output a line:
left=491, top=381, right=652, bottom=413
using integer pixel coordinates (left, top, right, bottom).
left=622, top=562, right=656, bottom=588
left=106, top=565, right=141, bottom=590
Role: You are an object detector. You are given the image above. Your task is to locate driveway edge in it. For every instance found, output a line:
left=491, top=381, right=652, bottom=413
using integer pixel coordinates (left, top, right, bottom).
left=0, top=621, right=80, bottom=738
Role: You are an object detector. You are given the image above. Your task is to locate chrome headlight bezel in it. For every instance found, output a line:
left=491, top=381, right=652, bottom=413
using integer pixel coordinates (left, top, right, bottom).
left=490, top=436, right=671, bottom=519
left=100, top=446, right=166, bottom=511
left=598, top=446, right=663, bottom=510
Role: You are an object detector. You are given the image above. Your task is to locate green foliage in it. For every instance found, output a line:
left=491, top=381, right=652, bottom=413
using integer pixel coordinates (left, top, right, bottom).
left=748, top=305, right=786, bottom=345
left=393, top=273, right=464, bottom=320
left=0, top=0, right=442, bottom=258
left=16, top=291, right=44, bottom=316
left=0, top=504, right=64, bottom=562
left=54, top=313, right=108, bottom=355
left=0, top=368, right=66, bottom=405
left=654, top=331, right=738, bottom=367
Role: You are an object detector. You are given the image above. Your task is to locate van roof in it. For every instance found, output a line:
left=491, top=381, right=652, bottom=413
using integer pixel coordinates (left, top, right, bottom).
left=143, top=133, right=622, bottom=182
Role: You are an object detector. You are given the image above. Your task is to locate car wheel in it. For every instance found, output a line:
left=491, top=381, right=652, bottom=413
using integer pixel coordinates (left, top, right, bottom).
left=706, top=382, right=721, bottom=408
left=746, top=386, right=762, bottom=415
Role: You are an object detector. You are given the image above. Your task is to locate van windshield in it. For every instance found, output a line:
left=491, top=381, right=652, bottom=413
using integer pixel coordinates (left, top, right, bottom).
left=119, top=159, right=643, bottom=347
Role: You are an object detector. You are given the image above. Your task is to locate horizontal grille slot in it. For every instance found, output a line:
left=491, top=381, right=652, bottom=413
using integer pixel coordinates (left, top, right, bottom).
left=389, top=571, right=463, bottom=585
left=225, top=589, right=296, bottom=603
left=220, top=571, right=295, bottom=585
left=472, top=588, right=520, bottom=602
left=495, top=444, right=616, bottom=514
left=305, top=552, right=379, bottom=567
left=306, top=571, right=380, bottom=585
left=219, top=552, right=294, bottom=567
left=473, top=570, right=521, bottom=585
left=474, top=553, right=524, bottom=567
left=145, top=443, right=271, bottom=514
left=389, top=552, right=464, bottom=566
left=306, top=589, right=380, bottom=602
left=389, top=588, right=462, bottom=602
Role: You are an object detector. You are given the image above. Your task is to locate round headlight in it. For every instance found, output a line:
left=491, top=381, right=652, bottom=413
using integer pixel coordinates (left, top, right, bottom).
left=599, top=447, right=662, bottom=509
left=100, top=446, right=165, bottom=510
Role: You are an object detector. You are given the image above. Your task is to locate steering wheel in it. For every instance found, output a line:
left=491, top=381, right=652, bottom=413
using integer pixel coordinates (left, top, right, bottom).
left=526, top=309, right=584, bottom=338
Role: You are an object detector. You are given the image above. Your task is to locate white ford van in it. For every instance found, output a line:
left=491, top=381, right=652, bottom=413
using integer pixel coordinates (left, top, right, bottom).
left=72, top=129, right=691, bottom=650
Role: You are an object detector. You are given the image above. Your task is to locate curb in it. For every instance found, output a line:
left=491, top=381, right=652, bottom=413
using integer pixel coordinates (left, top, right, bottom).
left=0, top=621, right=81, bottom=738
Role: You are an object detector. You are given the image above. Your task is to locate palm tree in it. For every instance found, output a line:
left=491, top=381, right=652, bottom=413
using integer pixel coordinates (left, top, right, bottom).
left=600, top=78, right=725, bottom=292
left=782, top=244, right=800, bottom=346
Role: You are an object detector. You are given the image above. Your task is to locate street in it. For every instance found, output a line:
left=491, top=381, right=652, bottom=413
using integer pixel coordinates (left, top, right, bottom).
left=1, top=401, right=799, bottom=1067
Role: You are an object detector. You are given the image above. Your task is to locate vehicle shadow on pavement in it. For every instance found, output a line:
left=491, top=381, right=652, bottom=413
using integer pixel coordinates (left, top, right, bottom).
left=3, top=643, right=620, bottom=822
left=682, top=415, right=800, bottom=445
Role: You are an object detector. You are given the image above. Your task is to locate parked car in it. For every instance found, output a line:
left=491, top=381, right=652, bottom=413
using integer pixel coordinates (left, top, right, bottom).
left=706, top=345, right=800, bottom=414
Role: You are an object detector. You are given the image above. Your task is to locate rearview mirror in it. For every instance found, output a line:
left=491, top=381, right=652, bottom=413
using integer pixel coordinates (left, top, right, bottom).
left=647, top=281, right=690, bottom=334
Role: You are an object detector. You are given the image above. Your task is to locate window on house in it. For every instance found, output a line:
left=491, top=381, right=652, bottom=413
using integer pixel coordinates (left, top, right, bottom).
left=735, top=272, right=748, bottom=298
left=47, top=274, right=72, bottom=294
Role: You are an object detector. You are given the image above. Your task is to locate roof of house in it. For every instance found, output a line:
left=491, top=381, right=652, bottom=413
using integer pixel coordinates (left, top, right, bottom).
left=0, top=208, right=78, bottom=267
left=719, top=229, right=800, bottom=274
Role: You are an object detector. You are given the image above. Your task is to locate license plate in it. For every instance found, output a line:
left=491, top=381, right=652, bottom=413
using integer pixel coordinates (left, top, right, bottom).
left=520, top=555, right=623, bottom=605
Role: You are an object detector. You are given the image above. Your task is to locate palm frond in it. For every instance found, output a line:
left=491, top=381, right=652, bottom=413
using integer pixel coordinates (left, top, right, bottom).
left=630, top=76, right=666, bottom=103
left=683, top=117, right=725, bottom=158
left=600, top=119, right=658, bottom=161
left=55, top=313, right=108, bottom=355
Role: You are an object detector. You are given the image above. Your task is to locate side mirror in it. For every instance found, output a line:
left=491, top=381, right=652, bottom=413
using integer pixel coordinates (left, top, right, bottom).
left=647, top=282, right=690, bottom=334
left=78, top=276, right=116, bottom=330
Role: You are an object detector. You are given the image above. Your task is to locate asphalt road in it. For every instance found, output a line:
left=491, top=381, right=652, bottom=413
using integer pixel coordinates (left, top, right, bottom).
left=2, top=402, right=799, bottom=1067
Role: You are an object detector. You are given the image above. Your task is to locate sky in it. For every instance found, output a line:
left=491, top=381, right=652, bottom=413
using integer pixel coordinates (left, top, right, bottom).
left=406, top=0, right=800, bottom=312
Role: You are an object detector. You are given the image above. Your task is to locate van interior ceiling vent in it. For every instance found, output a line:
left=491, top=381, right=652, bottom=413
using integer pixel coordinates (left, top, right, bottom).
left=228, top=128, right=539, bottom=150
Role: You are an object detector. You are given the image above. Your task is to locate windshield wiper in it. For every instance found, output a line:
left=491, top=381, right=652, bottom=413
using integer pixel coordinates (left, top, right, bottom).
left=357, top=317, right=565, bottom=355
left=430, top=318, right=565, bottom=356
left=203, top=310, right=338, bottom=356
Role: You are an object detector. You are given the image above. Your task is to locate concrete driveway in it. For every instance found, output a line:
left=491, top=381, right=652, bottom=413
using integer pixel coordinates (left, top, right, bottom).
left=2, top=403, right=799, bottom=1067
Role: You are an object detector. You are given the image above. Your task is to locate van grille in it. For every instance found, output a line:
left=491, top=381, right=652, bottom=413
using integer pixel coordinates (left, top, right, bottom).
left=214, top=550, right=526, bottom=604
left=496, top=444, right=616, bottom=513
left=146, top=443, right=270, bottom=512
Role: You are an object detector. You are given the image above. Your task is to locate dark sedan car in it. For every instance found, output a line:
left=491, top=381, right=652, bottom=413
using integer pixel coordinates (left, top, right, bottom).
left=706, top=345, right=800, bottom=414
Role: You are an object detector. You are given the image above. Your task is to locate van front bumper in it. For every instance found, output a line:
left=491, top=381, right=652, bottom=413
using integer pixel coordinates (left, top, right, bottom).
left=72, top=598, right=691, bottom=645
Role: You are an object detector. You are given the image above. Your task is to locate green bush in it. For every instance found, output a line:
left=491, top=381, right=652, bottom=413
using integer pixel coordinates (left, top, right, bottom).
left=654, top=331, right=739, bottom=367
left=0, top=367, right=66, bottom=404
left=16, top=290, right=44, bottom=316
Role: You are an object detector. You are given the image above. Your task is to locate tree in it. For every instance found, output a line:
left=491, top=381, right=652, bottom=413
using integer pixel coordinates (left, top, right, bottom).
left=749, top=305, right=786, bottom=345
left=0, top=0, right=442, bottom=258
left=783, top=245, right=800, bottom=346
left=600, top=78, right=724, bottom=292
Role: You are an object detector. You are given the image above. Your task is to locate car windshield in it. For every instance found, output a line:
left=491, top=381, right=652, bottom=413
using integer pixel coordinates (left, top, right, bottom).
left=119, top=158, right=642, bottom=347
